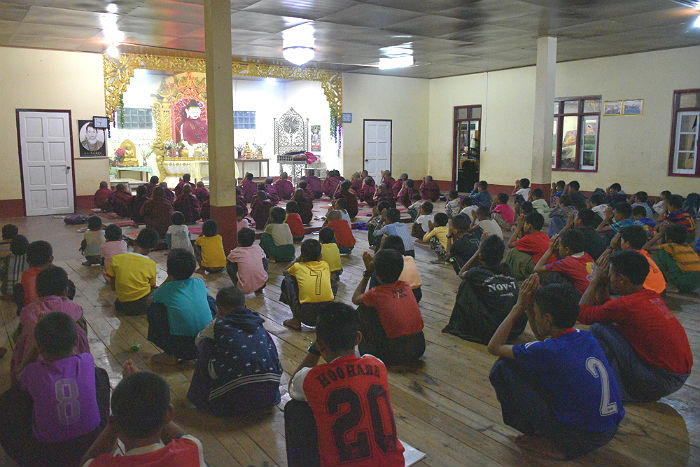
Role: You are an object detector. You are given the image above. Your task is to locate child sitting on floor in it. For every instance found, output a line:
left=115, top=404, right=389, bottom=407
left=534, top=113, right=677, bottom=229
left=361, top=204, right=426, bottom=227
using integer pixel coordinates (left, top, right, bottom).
left=632, top=205, right=656, bottom=238
left=148, top=249, right=215, bottom=365
left=424, top=212, right=450, bottom=262
left=280, top=239, right=336, bottom=330
left=612, top=225, right=666, bottom=295
left=330, top=197, right=352, bottom=226
left=631, top=191, right=654, bottom=219
left=512, top=178, right=531, bottom=204
left=226, top=227, right=268, bottom=294
left=236, top=204, right=250, bottom=231
left=373, top=234, right=423, bottom=302
left=335, top=180, right=359, bottom=219
left=373, top=207, right=415, bottom=257
left=275, top=172, right=295, bottom=200
left=549, top=194, right=576, bottom=236
left=444, top=235, right=523, bottom=344
left=534, top=229, right=594, bottom=294
left=293, top=187, right=314, bottom=225
left=15, top=240, right=54, bottom=310
left=663, top=194, right=696, bottom=242
left=653, top=190, right=672, bottom=217
left=194, top=220, right=227, bottom=273
left=107, top=228, right=158, bottom=315
left=101, top=224, right=127, bottom=279
left=407, top=192, right=424, bottom=220
left=129, top=185, right=149, bottom=225
left=597, top=202, right=634, bottom=243
left=285, top=303, right=405, bottom=467
left=166, top=211, right=194, bottom=255
left=250, top=190, right=273, bottom=229
left=373, top=182, right=394, bottom=206
left=412, top=200, right=434, bottom=239
left=569, top=209, right=606, bottom=260
left=194, top=180, right=209, bottom=204
left=488, top=277, right=624, bottom=459
left=587, top=192, right=608, bottom=226
left=81, top=367, right=207, bottom=466
left=93, top=181, right=112, bottom=211
left=261, top=207, right=296, bottom=262
left=1, top=234, right=28, bottom=299
left=81, top=215, right=105, bottom=266
left=352, top=248, right=425, bottom=365
left=550, top=180, right=565, bottom=205
left=262, top=178, right=281, bottom=205
left=491, top=192, right=515, bottom=231
left=445, top=189, right=462, bottom=218
left=447, top=213, right=480, bottom=274
left=530, top=188, right=551, bottom=222
left=187, top=286, right=282, bottom=416
left=367, top=200, right=390, bottom=250
left=1, top=312, right=109, bottom=467
left=397, top=179, right=419, bottom=208
left=645, top=223, right=700, bottom=293
left=241, top=172, right=258, bottom=203
left=358, top=176, right=376, bottom=205
left=470, top=205, right=503, bottom=240
left=319, top=227, right=342, bottom=281
left=109, top=183, right=132, bottom=218
left=173, top=184, right=201, bottom=224
left=505, top=212, right=549, bottom=281
left=285, top=201, right=306, bottom=242
left=325, top=210, right=356, bottom=254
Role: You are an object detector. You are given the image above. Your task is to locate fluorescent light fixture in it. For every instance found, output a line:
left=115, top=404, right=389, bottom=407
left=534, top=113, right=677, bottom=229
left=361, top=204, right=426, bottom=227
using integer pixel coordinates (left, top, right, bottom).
left=106, top=3, right=118, bottom=14
left=378, top=42, right=414, bottom=70
left=283, top=23, right=315, bottom=66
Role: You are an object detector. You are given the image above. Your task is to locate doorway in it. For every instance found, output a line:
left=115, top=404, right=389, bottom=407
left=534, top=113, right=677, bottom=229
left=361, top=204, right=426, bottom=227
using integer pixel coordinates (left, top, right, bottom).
left=453, top=105, right=481, bottom=193
left=363, top=119, right=392, bottom=180
left=17, top=110, right=75, bottom=216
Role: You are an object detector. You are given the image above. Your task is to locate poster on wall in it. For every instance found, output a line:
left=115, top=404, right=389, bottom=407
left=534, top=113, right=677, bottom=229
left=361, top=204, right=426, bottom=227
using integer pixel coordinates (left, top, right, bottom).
left=310, top=124, right=321, bottom=151
left=78, top=119, right=107, bottom=157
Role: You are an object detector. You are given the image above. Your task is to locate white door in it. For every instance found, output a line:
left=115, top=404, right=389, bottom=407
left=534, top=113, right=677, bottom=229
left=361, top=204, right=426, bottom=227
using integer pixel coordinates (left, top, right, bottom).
left=364, top=120, right=392, bottom=180
left=18, top=111, right=74, bottom=216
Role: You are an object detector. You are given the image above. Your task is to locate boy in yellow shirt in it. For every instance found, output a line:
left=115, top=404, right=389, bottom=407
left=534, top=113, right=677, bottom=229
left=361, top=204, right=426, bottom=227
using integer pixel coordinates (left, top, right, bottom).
left=194, top=220, right=226, bottom=273
left=281, top=239, right=337, bottom=330
left=319, top=227, right=342, bottom=281
left=423, top=212, right=450, bottom=262
left=107, top=228, right=158, bottom=315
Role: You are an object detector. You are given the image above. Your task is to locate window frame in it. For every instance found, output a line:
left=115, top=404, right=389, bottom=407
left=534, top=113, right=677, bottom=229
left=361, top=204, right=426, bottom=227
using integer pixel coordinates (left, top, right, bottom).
left=552, top=95, right=601, bottom=173
left=116, top=107, right=153, bottom=130
left=668, top=89, right=700, bottom=177
left=233, top=110, right=256, bottom=130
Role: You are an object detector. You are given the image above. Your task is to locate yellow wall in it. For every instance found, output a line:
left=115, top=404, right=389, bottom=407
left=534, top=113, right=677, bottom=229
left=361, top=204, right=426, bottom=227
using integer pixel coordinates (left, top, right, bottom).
left=428, top=46, right=700, bottom=195
left=342, top=73, right=429, bottom=178
left=0, top=47, right=108, bottom=202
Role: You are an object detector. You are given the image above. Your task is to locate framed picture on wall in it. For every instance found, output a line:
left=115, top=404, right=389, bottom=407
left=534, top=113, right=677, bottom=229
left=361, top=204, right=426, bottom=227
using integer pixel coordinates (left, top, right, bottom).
left=78, top=119, right=107, bottom=157
left=622, top=99, right=643, bottom=115
left=603, top=101, right=622, bottom=116
left=310, top=125, right=321, bottom=151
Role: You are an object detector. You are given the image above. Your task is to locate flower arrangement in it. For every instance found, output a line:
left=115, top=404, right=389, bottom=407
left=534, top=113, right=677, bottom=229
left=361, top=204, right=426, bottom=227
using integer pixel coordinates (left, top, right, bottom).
left=235, top=144, right=244, bottom=157
left=112, top=147, right=126, bottom=166
left=164, top=140, right=184, bottom=157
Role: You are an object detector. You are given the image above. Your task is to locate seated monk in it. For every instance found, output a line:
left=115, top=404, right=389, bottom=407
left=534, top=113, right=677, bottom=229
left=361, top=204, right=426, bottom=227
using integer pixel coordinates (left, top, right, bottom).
left=109, top=183, right=132, bottom=218
left=173, top=184, right=201, bottom=224
left=275, top=173, right=295, bottom=200
left=294, top=188, right=314, bottom=225
left=420, top=175, right=441, bottom=202
left=141, top=186, right=174, bottom=238
left=93, top=181, right=112, bottom=211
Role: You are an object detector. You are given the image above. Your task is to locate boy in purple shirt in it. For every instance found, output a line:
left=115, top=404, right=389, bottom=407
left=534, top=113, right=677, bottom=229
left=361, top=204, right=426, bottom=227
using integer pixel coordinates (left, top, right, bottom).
left=0, top=312, right=109, bottom=467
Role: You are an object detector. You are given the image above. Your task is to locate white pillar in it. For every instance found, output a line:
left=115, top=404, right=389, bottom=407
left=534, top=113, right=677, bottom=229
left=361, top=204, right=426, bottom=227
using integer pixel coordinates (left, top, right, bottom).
left=530, top=36, right=557, bottom=196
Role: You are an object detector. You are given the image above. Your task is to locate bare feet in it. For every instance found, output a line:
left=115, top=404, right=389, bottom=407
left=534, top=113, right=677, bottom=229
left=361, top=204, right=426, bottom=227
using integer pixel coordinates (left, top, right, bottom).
left=151, top=353, right=180, bottom=366
left=283, top=318, right=302, bottom=331
left=514, top=435, right=566, bottom=460
left=122, top=359, right=137, bottom=376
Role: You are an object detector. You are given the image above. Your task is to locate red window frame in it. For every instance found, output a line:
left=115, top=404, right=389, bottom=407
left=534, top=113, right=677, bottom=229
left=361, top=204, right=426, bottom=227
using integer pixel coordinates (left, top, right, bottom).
left=667, top=89, right=700, bottom=178
left=552, top=96, right=601, bottom=172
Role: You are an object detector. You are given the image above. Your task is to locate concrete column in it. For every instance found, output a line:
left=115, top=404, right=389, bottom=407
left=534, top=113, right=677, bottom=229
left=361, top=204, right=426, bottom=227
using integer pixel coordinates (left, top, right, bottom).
left=530, top=36, right=557, bottom=200
left=204, top=0, right=236, bottom=252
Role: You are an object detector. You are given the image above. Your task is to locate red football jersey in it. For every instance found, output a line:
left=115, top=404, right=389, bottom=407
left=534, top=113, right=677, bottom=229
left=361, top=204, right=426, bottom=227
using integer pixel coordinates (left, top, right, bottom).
left=303, top=355, right=405, bottom=467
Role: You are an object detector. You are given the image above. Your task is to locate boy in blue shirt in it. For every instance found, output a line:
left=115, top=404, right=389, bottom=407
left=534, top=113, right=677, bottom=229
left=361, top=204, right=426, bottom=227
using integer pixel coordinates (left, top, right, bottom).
left=372, top=207, right=415, bottom=257
left=488, top=275, right=624, bottom=459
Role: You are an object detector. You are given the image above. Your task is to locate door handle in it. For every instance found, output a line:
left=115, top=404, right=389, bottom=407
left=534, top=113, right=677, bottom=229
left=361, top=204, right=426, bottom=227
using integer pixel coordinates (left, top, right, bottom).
left=66, top=166, right=71, bottom=170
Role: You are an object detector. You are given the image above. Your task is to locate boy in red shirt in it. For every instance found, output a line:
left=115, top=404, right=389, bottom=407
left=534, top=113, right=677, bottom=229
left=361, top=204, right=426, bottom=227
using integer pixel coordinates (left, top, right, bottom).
left=14, top=240, right=52, bottom=311
left=534, top=229, right=594, bottom=294
left=579, top=250, right=692, bottom=402
left=285, top=302, right=405, bottom=467
left=326, top=210, right=356, bottom=254
left=352, top=248, right=425, bottom=365
left=505, top=212, right=550, bottom=281
left=285, top=201, right=306, bottom=242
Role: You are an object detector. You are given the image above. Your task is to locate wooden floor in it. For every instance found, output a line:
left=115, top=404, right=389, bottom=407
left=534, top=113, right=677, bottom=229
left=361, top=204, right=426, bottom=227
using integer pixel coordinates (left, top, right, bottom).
left=1, top=214, right=699, bottom=467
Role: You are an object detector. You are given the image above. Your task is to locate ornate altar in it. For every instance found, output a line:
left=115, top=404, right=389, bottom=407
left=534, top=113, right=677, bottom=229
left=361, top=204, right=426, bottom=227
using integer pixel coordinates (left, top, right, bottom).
left=274, top=107, right=309, bottom=183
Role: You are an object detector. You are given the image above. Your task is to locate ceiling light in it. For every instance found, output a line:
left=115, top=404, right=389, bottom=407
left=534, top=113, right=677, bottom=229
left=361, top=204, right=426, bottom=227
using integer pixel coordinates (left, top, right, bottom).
left=106, top=3, right=118, bottom=14
left=106, top=44, right=120, bottom=58
left=694, top=14, right=700, bottom=27
left=378, top=42, right=414, bottom=70
left=283, top=23, right=315, bottom=66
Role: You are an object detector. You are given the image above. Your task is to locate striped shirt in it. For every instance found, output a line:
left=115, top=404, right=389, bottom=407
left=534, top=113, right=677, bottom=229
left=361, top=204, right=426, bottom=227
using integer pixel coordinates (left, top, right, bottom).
left=661, top=243, right=700, bottom=273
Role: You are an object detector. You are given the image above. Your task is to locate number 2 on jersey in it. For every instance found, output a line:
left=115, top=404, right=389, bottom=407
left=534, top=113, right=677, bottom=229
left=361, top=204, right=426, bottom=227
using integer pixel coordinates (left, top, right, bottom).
left=585, top=357, right=618, bottom=416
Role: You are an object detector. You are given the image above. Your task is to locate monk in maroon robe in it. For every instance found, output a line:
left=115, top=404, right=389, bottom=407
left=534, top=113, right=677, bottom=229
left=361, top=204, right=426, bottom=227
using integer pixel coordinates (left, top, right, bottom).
left=274, top=173, right=295, bottom=200
left=142, top=187, right=173, bottom=238
left=194, top=181, right=209, bottom=204
left=236, top=187, right=248, bottom=217
left=322, top=170, right=341, bottom=198
left=420, top=175, right=441, bottom=202
left=398, top=180, right=419, bottom=208
left=175, top=173, right=195, bottom=196
left=358, top=177, right=377, bottom=206
left=263, top=179, right=280, bottom=205
left=129, top=185, right=149, bottom=224
left=294, top=188, right=314, bottom=225
left=373, top=183, right=395, bottom=206
left=159, top=182, right=175, bottom=205
left=109, top=184, right=132, bottom=218
left=145, top=176, right=159, bottom=197
left=303, top=170, right=323, bottom=199
left=250, top=191, right=272, bottom=230
left=241, top=173, right=258, bottom=204
left=93, top=182, right=112, bottom=211
left=173, top=184, right=201, bottom=224
left=349, top=173, right=362, bottom=193
left=381, top=170, right=396, bottom=191
left=200, top=199, right=210, bottom=221
left=335, top=181, right=359, bottom=219
left=392, top=173, right=408, bottom=199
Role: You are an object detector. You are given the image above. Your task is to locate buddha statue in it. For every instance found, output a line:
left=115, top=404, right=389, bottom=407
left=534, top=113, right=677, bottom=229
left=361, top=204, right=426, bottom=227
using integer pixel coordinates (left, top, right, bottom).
left=119, top=139, right=139, bottom=167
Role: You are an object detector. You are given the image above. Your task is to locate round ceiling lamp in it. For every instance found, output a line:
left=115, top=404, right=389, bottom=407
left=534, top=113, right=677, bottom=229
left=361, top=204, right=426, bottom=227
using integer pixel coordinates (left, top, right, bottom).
left=283, top=23, right=315, bottom=66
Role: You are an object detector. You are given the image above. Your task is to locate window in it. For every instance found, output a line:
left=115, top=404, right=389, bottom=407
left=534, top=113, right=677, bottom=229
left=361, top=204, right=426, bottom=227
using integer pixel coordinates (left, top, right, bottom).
left=234, top=111, right=256, bottom=129
left=552, top=97, right=601, bottom=171
left=669, top=89, right=700, bottom=176
left=117, top=108, right=152, bottom=129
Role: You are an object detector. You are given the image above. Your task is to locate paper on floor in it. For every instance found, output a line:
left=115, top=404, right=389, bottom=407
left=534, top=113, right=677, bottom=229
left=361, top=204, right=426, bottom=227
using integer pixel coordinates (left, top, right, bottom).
left=401, top=440, right=426, bottom=466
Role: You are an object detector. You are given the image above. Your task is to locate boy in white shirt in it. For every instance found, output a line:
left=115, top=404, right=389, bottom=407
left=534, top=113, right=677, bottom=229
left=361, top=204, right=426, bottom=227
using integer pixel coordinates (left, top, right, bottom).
left=412, top=201, right=434, bottom=239
left=470, top=206, right=504, bottom=240
left=513, top=178, right=531, bottom=203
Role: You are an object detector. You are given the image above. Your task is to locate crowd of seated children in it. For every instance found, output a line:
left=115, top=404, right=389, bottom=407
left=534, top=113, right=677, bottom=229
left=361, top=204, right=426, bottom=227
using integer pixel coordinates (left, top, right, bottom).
left=1, top=234, right=28, bottom=300
left=392, top=173, right=407, bottom=198
left=293, top=187, right=314, bottom=224
left=653, top=190, right=672, bottom=216
left=325, top=209, right=356, bottom=254
left=147, top=249, right=215, bottom=365
left=129, top=185, right=149, bottom=225
left=165, top=211, right=194, bottom=254
left=423, top=212, right=450, bottom=262
left=109, top=183, right=132, bottom=218
left=275, top=172, right=294, bottom=200
left=285, top=302, right=405, bottom=467
left=373, top=207, right=415, bottom=257
left=107, top=228, right=158, bottom=315
left=612, top=225, right=666, bottom=295
left=94, top=181, right=112, bottom=211
left=470, top=205, right=504, bottom=240
left=549, top=194, right=576, bottom=236
left=194, top=220, right=227, bottom=273
left=81, top=366, right=207, bottom=466
left=492, top=193, right=515, bottom=231
left=11, top=265, right=90, bottom=384
left=173, top=184, right=201, bottom=224
left=187, top=286, right=282, bottom=416
left=322, top=169, right=342, bottom=198
left=319, top=227, right=342, bottom=281
left=579, top=250, right=693, bottom=402
left=81, top=216, right=105, bottom=266
left=335, top=180, right=359, bottom=218
left=357, top=175, right=376, bottom=205
left=194, top=181, right=209, bottom=204
left=101, top=224, right=127, bottom=279
left=529, top=188, right=550, bottom=222
left=142, top=186, right=174, bottom=239
left=241, top=172, right=257, bottom=203
left=261, top=207, right=296, bottom=262
left=285, top=201, right=306, bottom=242
left=280, top=239, right=337, bottom=331
left=226, top=227, right=268, bottom=294
left=505, top=212, right=550, bottom=281
left=302, top=169, right=323, bottom=199
left=0, top=312, right=109, bottom=467
left=566, top=209, right=606, bottom=260
left=447, top=214, right=480, bottom=274
left=533, top=229, right=594, bottom=294
left=250, top=190, right=273, bottom=229
left=664, top=194, right=696, bottom=242
left=444, top=235, right=523, bottom=345
left=420, top=175, right=441, bottom=202
left=488, top=276, right=624, bottom=460
left=262, top=178, right=280, bottom=205
left=352, top=248, right=425, bottom=365
left=397, top=179, right=419, bottom=208
left=174, top=173, right=195, bottom=196
left=412, top=201, right=434, bottom=239
left=645, top=223, right=700, bottom=293
left=445, top=189, right=461, bottom=217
